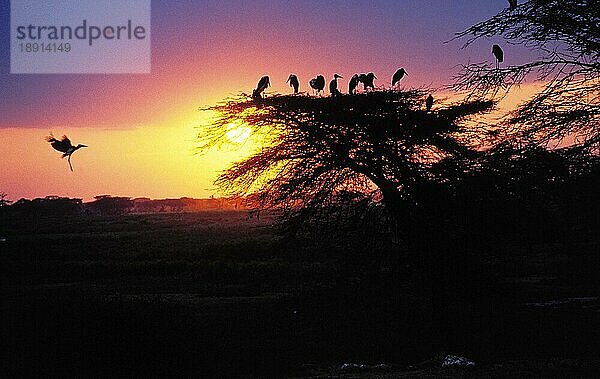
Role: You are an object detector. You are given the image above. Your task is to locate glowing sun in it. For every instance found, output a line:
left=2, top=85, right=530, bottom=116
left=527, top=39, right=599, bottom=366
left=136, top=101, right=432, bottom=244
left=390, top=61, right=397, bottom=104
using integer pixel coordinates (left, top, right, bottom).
left=225, top=123, right=252, bottom=143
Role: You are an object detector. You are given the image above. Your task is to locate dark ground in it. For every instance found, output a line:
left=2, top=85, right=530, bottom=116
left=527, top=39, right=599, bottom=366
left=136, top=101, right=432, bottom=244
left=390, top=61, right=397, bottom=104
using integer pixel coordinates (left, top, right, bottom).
left=2, top=211, right=599, bottom=377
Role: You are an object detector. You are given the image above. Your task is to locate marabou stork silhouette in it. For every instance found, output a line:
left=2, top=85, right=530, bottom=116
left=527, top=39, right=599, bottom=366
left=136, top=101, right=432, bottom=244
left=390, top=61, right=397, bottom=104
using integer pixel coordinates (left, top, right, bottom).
left=348, top=74, right=360, bottom=95
left=309, top=75, right=326, bottom=95
left=508, top=0, right=517, bottom=11
left=252, top=75, right=270, bottom=99
left=492, top=44, right=504, bottom=69
left=362, top=72, right=377, bottom=91
left=426, top=94, right=434, bottom=112
left=287, top=74, right=300, bottom=94
left=329, top=74, right=343, bottom=97
left=46, top=134, right=87, bottom=172
left=392, top=68, right=408, bottom=88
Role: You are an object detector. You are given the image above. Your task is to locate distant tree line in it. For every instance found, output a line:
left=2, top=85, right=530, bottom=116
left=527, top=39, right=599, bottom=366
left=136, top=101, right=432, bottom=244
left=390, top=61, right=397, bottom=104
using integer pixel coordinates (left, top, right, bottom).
left=1, top=194, right=244, bottom=218
left=7, top=196, right=84, bottom=216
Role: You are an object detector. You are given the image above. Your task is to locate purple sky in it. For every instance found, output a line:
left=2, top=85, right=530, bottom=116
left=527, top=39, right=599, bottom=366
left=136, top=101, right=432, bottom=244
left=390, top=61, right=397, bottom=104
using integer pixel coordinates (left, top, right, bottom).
left=0, top=0, right=533, bottom=129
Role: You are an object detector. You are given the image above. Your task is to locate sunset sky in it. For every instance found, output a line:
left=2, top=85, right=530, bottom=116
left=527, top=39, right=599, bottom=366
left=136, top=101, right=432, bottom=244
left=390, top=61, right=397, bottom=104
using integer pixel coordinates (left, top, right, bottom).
left=0, top=0, right=537, bottom=201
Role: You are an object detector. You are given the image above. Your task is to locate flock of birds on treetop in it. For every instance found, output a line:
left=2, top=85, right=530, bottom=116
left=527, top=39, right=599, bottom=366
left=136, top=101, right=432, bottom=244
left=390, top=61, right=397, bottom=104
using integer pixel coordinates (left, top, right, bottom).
left=250, top=42, right=506, bottom=99
left=251, top=68, right=410, bottom=100
left=251, top=0, right=517, bottom=100
left=46, top=0, right=516, bottom=173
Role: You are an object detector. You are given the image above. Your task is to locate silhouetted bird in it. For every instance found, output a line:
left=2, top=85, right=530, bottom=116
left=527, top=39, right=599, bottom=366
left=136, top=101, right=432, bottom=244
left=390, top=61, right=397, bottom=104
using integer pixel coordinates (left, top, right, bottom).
left=362, top=72, right=377, bottom=91
left=252, top=75, right=270, bottom=99
left=392, top=68, right=408, bottom=88
left=309, top=75, right=326, bottom=95
left=287, top=74, right=299, bottom=94
left=348, top=74, right=360, bottom=95
left=508, top=0, right=517, bottom=11
left=492, top=44, right=504, bottom=69
left=329, top=74, right=343, bottom=97
left=46, top=134, right=87, bottom=172
left=426, top=94, right=434, bottom=112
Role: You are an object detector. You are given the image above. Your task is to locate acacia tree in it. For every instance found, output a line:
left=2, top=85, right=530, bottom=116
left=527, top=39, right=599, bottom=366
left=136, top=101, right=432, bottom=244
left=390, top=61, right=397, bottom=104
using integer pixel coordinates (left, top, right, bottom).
left=200, top=91, right=492, bottom=235
left=452, top=0, right=600, bottom=152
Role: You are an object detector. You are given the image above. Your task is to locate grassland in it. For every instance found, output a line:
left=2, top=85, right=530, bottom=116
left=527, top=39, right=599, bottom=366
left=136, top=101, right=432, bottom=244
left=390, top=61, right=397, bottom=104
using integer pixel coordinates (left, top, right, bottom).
left=2, top=211, right=599, bottom=377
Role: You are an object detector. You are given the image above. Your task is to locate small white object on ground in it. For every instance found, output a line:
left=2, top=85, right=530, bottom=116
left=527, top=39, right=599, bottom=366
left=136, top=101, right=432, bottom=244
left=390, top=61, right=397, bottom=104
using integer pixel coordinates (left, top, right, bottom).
left=442, top=355, right=475, bottom=368
left=339, top=363, right=391, bottom=371
left=340, top=363, right=367, bottom=370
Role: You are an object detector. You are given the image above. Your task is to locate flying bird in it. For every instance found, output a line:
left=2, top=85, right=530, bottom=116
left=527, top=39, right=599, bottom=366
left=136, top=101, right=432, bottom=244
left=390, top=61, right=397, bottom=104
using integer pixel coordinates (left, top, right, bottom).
left=348, top=74, right=360, bottom=95
left=508, top=0, right=517, bottom=11
left=46, top=134, right=87, bottom=172
left=287, top=74, right=299, bottom=94
left=252, top=75, right=270, bottom=99
left=309, top=75, right=326, bottom=95
left=392, top=68, right=408, bottom=88
left=362, top=72, right=377, bottom=91
left=492, top=44, right=504, bottom=69
left=329, top=74, right=343, bottom=97
left=426, top=94, right=434, bottom=112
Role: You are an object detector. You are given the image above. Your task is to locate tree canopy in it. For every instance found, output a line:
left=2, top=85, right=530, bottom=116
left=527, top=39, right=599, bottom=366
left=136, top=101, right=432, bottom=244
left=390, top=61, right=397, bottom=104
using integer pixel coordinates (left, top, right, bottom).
left=452, top=0, right=599, bottom=152
left=201, top=91, right=493, bottom=215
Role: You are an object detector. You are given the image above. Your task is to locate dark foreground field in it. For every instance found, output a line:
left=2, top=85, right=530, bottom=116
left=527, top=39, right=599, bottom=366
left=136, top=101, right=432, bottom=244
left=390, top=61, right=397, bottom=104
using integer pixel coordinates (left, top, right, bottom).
left=2, top=211, right=599, bottom=377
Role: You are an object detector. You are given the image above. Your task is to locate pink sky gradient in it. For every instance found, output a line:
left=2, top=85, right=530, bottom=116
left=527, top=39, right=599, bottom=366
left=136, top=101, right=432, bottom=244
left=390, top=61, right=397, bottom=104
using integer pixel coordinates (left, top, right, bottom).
left=0, top=1, right=539, bottom=201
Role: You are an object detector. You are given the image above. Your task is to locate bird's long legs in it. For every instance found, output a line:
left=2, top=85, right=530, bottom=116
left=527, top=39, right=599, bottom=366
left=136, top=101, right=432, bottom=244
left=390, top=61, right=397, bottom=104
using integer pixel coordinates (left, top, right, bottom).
left=68, top=155, right=73, bottom=171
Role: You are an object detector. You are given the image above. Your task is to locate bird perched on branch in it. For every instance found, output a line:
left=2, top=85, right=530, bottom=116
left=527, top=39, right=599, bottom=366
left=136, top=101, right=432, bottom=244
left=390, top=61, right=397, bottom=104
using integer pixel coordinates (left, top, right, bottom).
left=392, top=68, right=408, bottom=88
left=287, top=74, right=299, bottom=94
left=329, top=74, right=343, bottom=97
left=508, top=0, right=517, bottom=11
left=362, top=72, right=377, bottom=91
left=492, top=44, right=504, bottom=69
left=348, top=74, right=360, bottom=95
left=426, top=94, right=434, bottom=112
left=46, top=134, right=87, bottom=172
left=309, top=75, right=326, bottom=95
left=358, top=73, right=367, bottom=85
left=252, top=76, right=270, bottom=99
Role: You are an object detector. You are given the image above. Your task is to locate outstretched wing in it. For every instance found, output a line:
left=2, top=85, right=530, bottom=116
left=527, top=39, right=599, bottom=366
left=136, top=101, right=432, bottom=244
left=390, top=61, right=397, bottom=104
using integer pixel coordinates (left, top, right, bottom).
left=60, top=135, right=72, bottom=146
left=46, top=134, right=72, bottom=153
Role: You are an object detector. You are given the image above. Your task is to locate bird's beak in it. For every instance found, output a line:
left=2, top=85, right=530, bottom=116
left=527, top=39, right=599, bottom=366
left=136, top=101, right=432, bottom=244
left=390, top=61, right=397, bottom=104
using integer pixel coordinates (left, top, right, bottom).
left=405, top=72, right=408, bottom=76
left=81, top=145, right=88, bottom=148
left=374, top=75, right=378, bottom=79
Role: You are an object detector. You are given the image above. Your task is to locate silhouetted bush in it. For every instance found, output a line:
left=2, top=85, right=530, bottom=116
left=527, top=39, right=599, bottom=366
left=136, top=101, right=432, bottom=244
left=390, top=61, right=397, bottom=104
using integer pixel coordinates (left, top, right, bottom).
left=86, top=195, right=133, bottom=215
left=8, top=196, right=83, bottom=217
